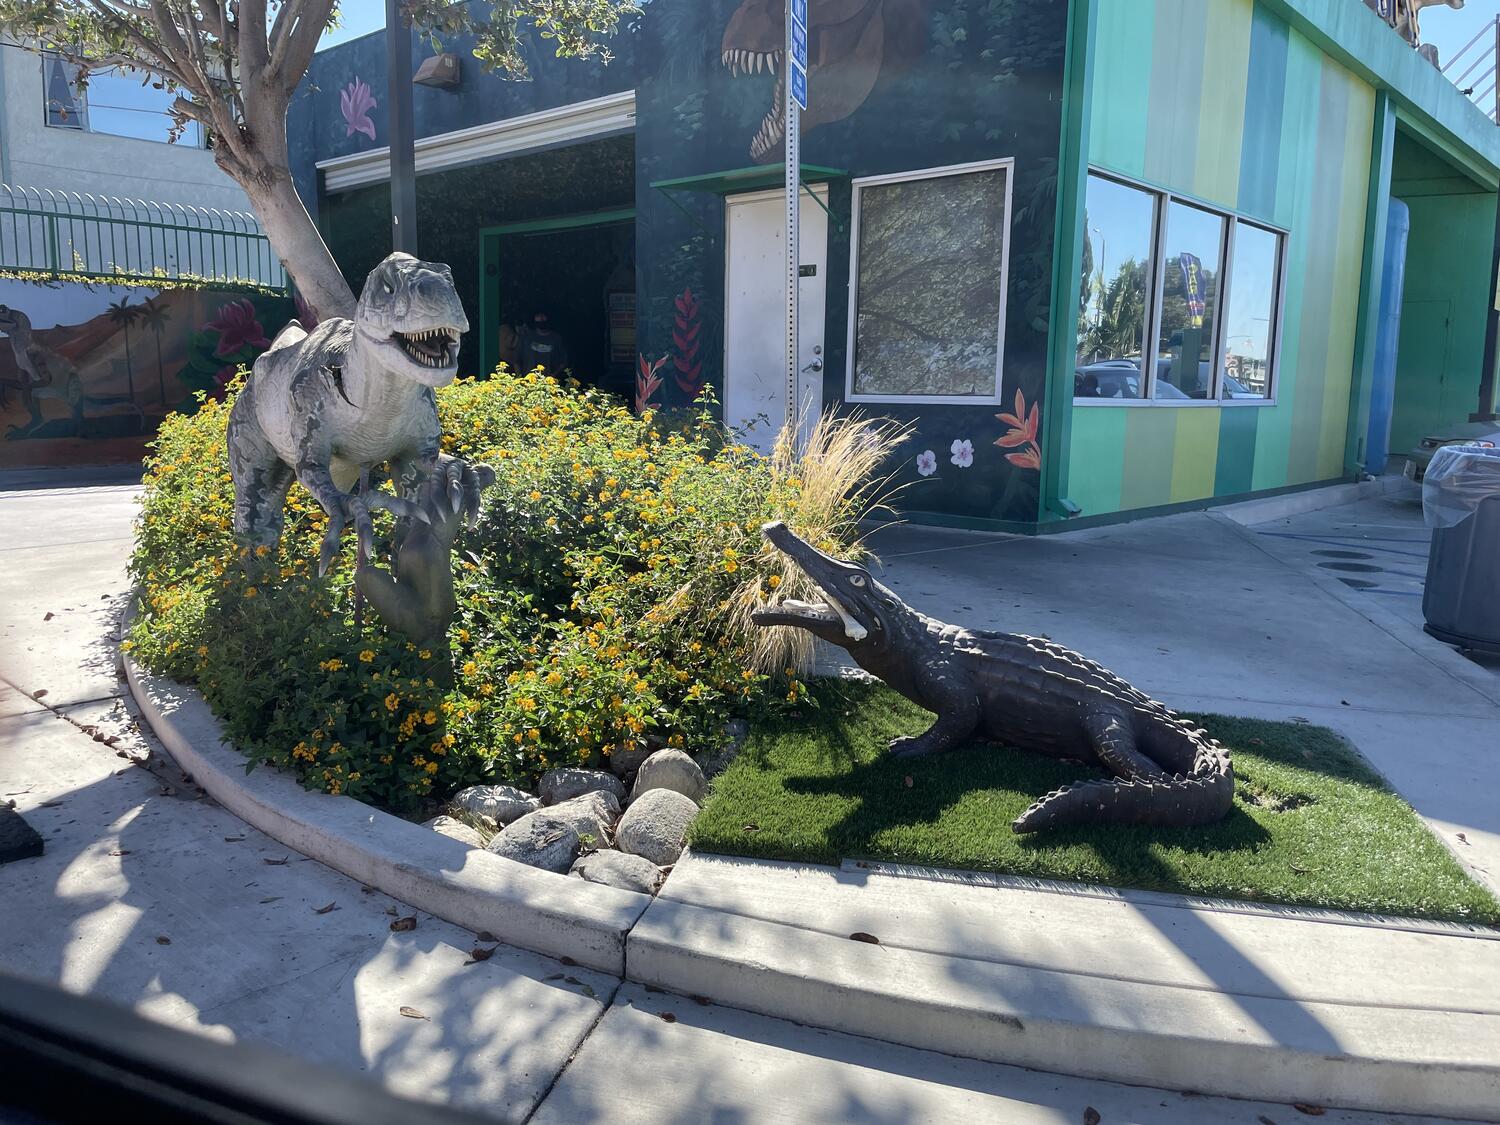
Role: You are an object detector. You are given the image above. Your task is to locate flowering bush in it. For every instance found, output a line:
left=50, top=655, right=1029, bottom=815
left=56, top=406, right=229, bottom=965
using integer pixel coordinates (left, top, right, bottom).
left=127, top=371, right=894, bottom=816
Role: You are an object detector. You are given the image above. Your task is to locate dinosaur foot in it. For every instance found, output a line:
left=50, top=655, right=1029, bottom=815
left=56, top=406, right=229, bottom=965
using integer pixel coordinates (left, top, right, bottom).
left=434, top=455, right=497, bottom=528
left=318, top=489, right=429, bottom=577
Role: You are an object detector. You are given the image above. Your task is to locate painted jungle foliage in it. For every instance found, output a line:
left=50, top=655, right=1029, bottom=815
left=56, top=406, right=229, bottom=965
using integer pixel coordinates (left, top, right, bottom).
left=634, top=0, right=1068, bottom=525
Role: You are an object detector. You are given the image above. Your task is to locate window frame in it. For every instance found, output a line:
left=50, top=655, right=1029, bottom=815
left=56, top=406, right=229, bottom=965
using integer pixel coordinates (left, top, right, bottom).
left=1075, top=168, right=1287, bottom=409
left=844, top=157, right=1015, bottom=406
left=40, top=56, right=206, bottom=148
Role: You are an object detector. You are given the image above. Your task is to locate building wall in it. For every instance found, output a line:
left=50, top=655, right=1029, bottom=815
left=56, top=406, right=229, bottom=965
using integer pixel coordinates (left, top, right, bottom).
left=0, top=44, right=252, bottom=213
left=1065, top=0, right=1375, bottom=519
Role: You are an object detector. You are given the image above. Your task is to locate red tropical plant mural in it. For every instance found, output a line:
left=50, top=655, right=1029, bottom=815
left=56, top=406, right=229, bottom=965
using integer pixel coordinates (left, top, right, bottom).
left=995, top=388, right=1041, bottom=471
left=636, top=353, right=667, bottom=414
left=671, top=287, right=705, bottom=400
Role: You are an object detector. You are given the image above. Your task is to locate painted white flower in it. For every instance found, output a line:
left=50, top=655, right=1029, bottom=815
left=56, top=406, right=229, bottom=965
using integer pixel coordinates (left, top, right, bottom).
left=950, top=438, right=974, bottom=468
left=915, top=449, right=938, bottom=477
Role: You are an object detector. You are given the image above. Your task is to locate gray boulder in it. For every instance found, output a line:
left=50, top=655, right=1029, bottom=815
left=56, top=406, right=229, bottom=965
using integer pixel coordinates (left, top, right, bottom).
left=570, top=850, right=664, bottom=895
left=615, top=788, right=698, bottom=866
left=607, top=743, right=655, bottom=780
left=422, top=814, right=485, bottom=848
left=450, top=784, right=539, bottom=825
left=486, top=816, right=581, bottom=873
left=540, top=767, right=626, bottom=806
left=629, top=749, right=707, bottom=805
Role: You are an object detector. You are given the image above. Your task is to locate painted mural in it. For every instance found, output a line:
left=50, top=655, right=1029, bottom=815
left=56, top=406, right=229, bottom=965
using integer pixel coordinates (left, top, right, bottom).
left=1064, top=0, right=1376, bottom=518
left=0, top=278, right=293, bottom=468
left=636, top=0, right=1069, bottom=526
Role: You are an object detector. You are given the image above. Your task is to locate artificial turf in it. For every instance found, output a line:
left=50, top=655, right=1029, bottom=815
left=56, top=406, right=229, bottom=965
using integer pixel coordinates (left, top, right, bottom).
left=688, top=679, right=1500, bottom=925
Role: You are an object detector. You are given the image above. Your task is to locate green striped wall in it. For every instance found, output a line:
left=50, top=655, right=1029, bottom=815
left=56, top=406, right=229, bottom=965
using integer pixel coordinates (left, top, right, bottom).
left=1067, top=0, right=1375, bottom=519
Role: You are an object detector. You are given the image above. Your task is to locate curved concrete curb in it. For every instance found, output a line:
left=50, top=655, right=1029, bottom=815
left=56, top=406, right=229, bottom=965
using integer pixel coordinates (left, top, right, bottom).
left=122, top=624, right=649, bottom=976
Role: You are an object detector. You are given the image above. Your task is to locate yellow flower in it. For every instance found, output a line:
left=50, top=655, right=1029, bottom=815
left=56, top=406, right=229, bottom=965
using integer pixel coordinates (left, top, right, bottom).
left=527, top=728, right=541, bottom=741
left=424, top=760, right=439, bottom=775
left=244, top=586, right=258, bottom=598
left=319, top=658, right=344, bottom=672
left=384, top=692, right=400, bottom=712
left=723, top=561, right=737, bottom=574
left=462, top=660, right=478, bottom=677
left=457, top=628, right=470, bottom=643
left=529, top=490, right=543, bottom=502
left=766, top=574, right=782, bottom=589
left=418, top=649, right=432, bottom=660
left=519, top=697, right=537, bottom=711
left=423, top=710, right=438, bottom=726
left=359, top=650, right=376, bottom=663
left=254, top=544, right=270, bottom=558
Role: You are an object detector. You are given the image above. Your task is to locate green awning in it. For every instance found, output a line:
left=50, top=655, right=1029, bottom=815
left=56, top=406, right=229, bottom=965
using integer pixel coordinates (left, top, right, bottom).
left=650, top=164, right=847, bottom=233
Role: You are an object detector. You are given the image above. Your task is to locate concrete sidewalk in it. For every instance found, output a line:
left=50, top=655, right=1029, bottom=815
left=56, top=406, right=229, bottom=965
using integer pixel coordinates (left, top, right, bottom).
left=2, top=476, right=1495, bottom=1122
left=862, top=487, right=1500, bottom=895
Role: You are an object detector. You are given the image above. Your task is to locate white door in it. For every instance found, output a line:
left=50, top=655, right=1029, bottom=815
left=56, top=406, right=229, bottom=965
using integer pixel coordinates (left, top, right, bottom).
left=724, top=185, right=829, bottom=455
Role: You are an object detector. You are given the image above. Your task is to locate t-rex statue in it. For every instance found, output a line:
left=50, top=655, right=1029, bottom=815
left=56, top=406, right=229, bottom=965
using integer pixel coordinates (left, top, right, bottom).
left=721, top=0, right=931, bottom=161
left=750, top=522, right=1235, bottom=833
left=0, top=304, right=144, bottom=439
left=227, top=252, right=489, bottom=575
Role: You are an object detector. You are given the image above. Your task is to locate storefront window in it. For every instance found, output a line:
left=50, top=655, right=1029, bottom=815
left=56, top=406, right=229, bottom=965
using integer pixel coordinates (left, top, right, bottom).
left=1076, top=174, right=1156, bottom=400
left=1220, top=221, right=1281, bottom=399
left=1154, top=201, right=1225, bottom=400
left=848, top=163, right=1010, bottom=401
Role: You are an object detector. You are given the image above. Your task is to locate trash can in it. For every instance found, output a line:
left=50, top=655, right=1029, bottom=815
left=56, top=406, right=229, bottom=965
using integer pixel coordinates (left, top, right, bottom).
left=1422, top=443, right=1500, bottom=656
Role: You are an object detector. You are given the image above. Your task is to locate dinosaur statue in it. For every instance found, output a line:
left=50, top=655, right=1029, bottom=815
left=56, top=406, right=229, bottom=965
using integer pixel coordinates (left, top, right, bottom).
left=721, top=0, right=931, bottom=161
left=228, top=252, right=490, bottom=576
left=354, top=465, right=495, bottom=687
left=750, top=522, right=1235, bottom=832
left=0, top=304, right=144, bottom=439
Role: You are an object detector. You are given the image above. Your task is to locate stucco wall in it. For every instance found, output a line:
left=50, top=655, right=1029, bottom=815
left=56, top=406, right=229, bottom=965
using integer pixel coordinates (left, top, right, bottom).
left=0, top=43, right=251, bottom=213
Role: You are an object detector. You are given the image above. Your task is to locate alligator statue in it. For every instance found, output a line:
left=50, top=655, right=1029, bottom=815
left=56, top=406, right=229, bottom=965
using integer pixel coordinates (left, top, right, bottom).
left=750, top=522, right=1234, bottom=832
left=0, top=304, right=143, bottom=439
left=228, top=252, right=489, bottom=575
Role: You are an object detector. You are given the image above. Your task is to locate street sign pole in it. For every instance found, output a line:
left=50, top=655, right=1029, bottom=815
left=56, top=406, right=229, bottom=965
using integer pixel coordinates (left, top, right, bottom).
left=386, top=0, right=417, bottom=254
left=785, top=0, right=809, bottom=440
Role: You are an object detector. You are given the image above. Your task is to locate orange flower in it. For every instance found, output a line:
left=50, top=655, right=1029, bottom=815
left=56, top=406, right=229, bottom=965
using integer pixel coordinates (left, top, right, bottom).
left=995, top=388, right=1042, bottom=472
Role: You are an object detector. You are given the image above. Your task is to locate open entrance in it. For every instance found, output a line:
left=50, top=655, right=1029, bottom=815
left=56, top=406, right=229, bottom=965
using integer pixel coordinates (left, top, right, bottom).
left=480, top=210, right=636, bottom=398
left=1373, top=126, right=1499, bottom=473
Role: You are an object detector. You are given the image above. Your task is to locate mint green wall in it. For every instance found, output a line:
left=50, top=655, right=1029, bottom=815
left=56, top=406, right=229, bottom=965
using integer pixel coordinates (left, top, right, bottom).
left=1387, top=133, right=1496, bottom=453
left=1065, top=0, right=1375, bottom=520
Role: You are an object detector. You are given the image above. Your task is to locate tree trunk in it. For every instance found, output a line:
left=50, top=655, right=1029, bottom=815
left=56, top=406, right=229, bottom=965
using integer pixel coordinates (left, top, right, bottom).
left=240, top=167, right=356, bottom=322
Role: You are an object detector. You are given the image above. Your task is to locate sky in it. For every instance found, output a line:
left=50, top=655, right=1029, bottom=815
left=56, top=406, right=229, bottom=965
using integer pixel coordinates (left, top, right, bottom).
left=1423, top=0, right=1499, bottom=78
left=319, top=2, right=388, bottom=52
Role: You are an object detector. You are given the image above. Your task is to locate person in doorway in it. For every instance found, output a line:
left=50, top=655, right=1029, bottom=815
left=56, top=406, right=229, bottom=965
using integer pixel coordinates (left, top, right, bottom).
left=496, top=321, right=520, bottom=373
left=515, top=309, right=570, bottom=377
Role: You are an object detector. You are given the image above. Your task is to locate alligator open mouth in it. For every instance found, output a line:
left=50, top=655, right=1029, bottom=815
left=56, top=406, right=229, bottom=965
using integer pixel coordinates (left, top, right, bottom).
left=722, top=48, right=787, bottom=161
left=394, top=327, right=459, bottom=369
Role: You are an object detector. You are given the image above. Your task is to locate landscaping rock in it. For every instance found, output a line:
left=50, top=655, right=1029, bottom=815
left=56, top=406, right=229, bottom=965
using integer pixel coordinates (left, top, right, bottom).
left=486, top=815, right=581, bottom=873
left=540, top=768, right=626, bottom=806
left=450, top=784, right=539, bottom=825
left=422, top=815, right=485, bottom=849
left=615, top=788, right=698, bottom=866
left=630, top=749, right=708, bottom=805
left=570, top=850, right=664, bottom=895
left=607, top=743, right=655, bottom=780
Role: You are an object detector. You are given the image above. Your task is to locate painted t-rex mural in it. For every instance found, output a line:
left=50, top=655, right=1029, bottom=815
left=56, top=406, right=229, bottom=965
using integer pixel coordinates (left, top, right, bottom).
left=0, top=305, right=143, bottom=439
left=721, top=0, right=931, bottom=161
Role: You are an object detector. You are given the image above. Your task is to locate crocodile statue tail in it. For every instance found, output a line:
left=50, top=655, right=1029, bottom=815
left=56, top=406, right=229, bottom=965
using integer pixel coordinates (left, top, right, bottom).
left=1011, top=745, right=1234, bottom=833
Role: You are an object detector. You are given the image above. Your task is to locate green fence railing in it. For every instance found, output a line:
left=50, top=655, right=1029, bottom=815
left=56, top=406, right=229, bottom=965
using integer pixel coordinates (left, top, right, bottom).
left=0, top=184, right=288, bottom=292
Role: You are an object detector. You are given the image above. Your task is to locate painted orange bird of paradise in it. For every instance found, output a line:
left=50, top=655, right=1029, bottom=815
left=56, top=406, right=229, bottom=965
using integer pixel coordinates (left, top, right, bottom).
left=995, top=388, right=1041, bottom=471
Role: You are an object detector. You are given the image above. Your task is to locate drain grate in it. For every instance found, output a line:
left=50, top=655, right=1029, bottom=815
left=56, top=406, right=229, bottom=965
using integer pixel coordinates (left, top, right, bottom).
left=1338, top=577, right=1379, bottom=589
left=1312, top=549, right=1373, bottom=560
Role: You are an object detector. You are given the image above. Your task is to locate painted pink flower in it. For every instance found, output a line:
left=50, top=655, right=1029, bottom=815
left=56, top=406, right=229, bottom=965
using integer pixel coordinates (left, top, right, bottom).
left=915, top=449, right=937, bottom=477
left=206, top=299, right=271, bottom=358
left=341, top=78, right=377, bottom=141
left=294, top=293, right=319, bottom=331
left=949, top=438, right=974, bottom=468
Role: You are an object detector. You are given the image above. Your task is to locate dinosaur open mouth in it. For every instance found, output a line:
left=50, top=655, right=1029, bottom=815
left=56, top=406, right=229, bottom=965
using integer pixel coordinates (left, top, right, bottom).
left=394, top=328, right=459, bottom=369
left=722, top=48, right=787, bottom=161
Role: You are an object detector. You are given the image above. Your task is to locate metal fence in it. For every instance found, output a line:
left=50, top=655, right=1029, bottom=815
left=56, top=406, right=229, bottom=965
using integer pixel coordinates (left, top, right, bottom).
left=0, top=184, right=288, bottom=291
left=1442, top=15, right=1499, bottom=124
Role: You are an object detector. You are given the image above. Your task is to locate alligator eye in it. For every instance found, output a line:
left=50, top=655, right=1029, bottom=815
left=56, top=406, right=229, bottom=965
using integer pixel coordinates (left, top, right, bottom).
left=849, top=574, right=866, bottom=587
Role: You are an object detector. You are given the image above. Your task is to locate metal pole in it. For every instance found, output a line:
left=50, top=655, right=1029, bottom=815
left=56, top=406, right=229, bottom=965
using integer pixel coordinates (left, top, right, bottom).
left=386, top=0, right=418, bottom=255
left=784, top=0, right=800, bottom=444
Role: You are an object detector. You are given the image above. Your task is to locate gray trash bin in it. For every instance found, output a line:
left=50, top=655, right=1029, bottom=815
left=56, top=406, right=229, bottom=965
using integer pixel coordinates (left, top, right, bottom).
left=1422, top=444, right=1500, bottom=655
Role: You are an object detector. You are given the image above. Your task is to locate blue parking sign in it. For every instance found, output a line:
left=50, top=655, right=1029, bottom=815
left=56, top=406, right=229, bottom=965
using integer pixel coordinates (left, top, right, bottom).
left=790, top=62, right=808, bottom=111
left=790, top=17, right=807, bottom=71
left=792, top=0, right=808, bottom=29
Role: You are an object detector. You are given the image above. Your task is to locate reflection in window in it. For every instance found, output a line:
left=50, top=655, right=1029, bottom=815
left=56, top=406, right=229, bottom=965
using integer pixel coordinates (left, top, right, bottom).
left=1154, top=201, right=1224, bottom=400
left=851, top=167, right=1009, bottom=399
left=42, top=60, right=203, bottom=146
left=1221, top=222, right=1279, bottom=399
left=1076, top=174, right=1155, bottom=400
left=43, top=53, right=85, bottom=129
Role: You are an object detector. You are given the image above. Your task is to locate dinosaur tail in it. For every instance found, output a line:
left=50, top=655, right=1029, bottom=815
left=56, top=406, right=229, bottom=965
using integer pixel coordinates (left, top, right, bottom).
left=1011, top=753, right=1234, bottom=834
